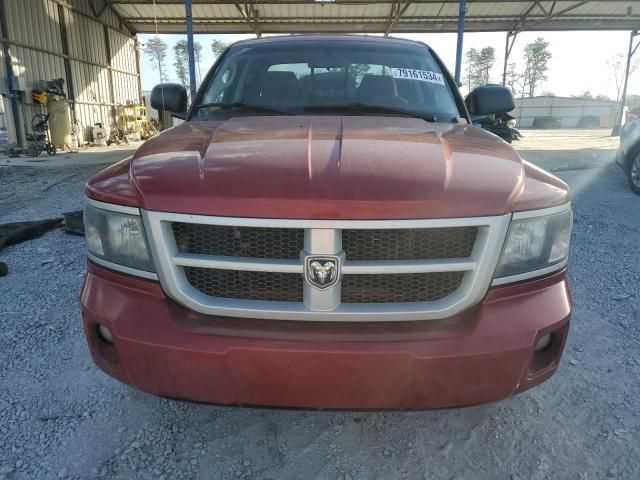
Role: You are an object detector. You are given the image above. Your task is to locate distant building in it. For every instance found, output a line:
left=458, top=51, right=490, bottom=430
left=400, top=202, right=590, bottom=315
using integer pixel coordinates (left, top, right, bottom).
left=513, top=96, right=619, bottom=129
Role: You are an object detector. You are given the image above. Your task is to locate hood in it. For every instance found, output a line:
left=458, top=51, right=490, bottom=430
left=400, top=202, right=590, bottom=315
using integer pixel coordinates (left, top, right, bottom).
left=88, top=116, right=569, bottom=219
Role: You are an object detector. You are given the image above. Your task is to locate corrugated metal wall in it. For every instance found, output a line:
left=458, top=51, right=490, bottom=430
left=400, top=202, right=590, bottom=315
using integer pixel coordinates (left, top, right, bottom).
left=0, top=0, right=141, bottom=144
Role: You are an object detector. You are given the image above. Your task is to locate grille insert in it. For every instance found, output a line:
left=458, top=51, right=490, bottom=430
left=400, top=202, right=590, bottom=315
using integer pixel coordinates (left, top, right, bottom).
left=172, top=223, right=304, bottom=259
left=184, top=267, right=304, bottom=302
left=147, top=207, right=504, bottom=320
left=341, top=272, right=465, bottom=303
left=342, top=227, right=478, bottom=261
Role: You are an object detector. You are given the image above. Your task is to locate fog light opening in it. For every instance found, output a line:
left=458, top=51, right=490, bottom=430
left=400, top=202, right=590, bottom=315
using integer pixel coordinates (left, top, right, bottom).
left=535, top=333, right=552, bottom=352
left=97, top=324, right=113, bottom=344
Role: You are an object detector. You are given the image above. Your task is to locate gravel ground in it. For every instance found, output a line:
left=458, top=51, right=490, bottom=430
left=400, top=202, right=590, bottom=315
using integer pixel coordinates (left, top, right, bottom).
left=1, top=130, right=639, bottom=480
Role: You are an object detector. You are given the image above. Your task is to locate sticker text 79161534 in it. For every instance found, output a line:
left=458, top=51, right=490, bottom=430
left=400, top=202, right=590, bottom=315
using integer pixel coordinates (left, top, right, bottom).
left=390, top=68, right=445, bottom=85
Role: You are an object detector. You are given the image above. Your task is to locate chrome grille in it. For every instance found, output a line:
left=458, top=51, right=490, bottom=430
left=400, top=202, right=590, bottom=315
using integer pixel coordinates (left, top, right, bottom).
left=173, top=223, right=304, bottom=259
left=341, top=272, right=465, bottom=303
left=184, top=267, right=303, bottom=302
left=342, top=227, right=477, bottom=260
left=143, top=212, right=511, bottom=322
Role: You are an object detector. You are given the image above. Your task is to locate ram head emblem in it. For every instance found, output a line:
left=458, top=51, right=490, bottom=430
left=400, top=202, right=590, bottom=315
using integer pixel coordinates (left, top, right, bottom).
left=305, top=256, right=340, bottom=290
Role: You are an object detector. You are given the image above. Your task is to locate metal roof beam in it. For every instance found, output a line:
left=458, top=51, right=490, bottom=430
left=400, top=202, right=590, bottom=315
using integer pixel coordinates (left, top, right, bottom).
left=115, top=0, right=640, bottom=34
left=512, top=1, right=542, bottom=32
left=106, top=0, right=597, bottom=4
left=526, top=0, right=591, bottom=29
left=125, top=17, right=640, bottom=27
left=233, top=0, right=262, bottom=36
left=384, top=0, right=411, bottom=36
left=534, top=1, right=548, bottom=16
left=125, top=12, right=640, bottom=24
left=513, top=0, right=590, bottom=33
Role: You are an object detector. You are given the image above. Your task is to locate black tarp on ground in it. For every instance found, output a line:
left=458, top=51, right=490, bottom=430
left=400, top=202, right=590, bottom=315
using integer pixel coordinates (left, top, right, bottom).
left=62, top=211, right=84, bottom=236
left=0, top=218, right=63, bottom=252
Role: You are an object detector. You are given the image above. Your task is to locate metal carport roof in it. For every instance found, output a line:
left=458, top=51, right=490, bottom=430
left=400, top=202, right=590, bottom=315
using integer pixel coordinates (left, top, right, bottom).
left=108, top=1, right=640, bottom=35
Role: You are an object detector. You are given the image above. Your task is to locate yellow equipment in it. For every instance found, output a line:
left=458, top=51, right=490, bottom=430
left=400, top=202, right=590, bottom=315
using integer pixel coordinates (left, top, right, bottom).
left=117, top=104, right=156, bottom=141
left=32, top=90, right=49, bottom=105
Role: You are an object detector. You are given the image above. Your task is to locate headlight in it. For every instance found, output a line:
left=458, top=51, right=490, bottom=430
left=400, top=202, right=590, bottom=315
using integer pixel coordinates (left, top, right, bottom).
left=84, top=202, right=155, bottom=273
left=494, top=205, right=572, bottom=282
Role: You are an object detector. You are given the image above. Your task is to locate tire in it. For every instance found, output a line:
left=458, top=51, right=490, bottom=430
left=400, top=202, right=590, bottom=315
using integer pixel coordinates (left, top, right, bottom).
left=627, top=149, right=640, bottom=195
left=46, top=144, right=56, bottom=156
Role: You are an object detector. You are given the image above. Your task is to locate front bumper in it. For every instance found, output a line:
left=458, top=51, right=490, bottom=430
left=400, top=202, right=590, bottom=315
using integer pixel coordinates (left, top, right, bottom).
left=81, top=262, right=571, bottom=410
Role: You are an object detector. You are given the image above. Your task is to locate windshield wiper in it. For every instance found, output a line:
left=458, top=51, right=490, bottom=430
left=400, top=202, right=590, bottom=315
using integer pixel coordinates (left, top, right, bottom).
left=304, top=103, right=439, bottom=122
left=194, top=102, right=293, bottom=116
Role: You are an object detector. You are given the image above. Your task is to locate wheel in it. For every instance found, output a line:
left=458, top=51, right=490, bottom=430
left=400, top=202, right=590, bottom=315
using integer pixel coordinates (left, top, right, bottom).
left=46, top=144, right=57, bottom=156
left=627, top=149, right=640, bottom=195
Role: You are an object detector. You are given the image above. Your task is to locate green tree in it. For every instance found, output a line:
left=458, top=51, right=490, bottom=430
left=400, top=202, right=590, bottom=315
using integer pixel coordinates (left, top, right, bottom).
left=173, top=40, right=189, bottom=90
left=174, top=39, right=204, bottom=92
left=465, top=48, right=480, bottom=91
left=465, top=46, right=495, bottom=91
left=505, top=62, right=521, bottom=95
left=607, top=53, right=640, bottom=102
left=477, top=47, right=496, bottom=85
left=143, top=36, right=169, bottom=83
left=522, top=37, right=552, bottom=97
left=194, top=41, right=203, bottom=84
left=212, top=39, right=231, bottom=56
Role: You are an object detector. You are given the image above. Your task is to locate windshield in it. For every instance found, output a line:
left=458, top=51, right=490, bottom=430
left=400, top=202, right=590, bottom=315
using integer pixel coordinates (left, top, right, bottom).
left=194, top=39, right=462, bottom=122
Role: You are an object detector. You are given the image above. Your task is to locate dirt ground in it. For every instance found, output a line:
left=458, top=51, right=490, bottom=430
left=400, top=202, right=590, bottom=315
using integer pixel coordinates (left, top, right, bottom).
left=0, top=129, right=639, bottom=480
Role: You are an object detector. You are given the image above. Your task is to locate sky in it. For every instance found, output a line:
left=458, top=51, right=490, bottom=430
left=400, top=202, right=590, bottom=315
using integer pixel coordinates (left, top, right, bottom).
left=138, top=31, right=639, bottom=99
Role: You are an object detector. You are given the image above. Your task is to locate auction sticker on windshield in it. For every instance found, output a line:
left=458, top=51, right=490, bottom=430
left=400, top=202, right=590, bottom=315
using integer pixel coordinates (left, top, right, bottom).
left=391, top=68, right=445, bottom=85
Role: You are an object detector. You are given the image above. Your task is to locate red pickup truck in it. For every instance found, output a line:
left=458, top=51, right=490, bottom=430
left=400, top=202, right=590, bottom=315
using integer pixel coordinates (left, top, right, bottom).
left=81, top=35, right=572, bottom=409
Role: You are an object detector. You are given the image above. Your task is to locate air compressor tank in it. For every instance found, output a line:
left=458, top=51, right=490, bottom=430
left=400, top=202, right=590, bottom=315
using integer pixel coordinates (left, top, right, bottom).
left=48, top=97, right=72, bottom=148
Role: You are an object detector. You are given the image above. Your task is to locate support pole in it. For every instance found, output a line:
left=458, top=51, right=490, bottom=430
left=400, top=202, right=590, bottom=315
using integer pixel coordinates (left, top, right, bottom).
left=134, top=37, right=144, bottom=103
left=612, top=30, right=639, bottom=137
left=185, top=0, right=197, bottom=100
left=103, top=25, right=117, bottom=127
left=502, top=31, right=517, bottom=86
left=454, top=0, right=467, bottom=86
left=0, top=0, right=23, bottom=146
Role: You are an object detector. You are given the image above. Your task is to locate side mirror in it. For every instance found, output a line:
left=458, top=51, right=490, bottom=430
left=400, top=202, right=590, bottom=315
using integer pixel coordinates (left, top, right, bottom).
left=465, top=85, right=515, bottom=116
left=150, top=83, right=188, bottom=118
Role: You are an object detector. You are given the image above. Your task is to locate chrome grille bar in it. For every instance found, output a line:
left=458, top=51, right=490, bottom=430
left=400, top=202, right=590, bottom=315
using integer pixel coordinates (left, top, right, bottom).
left=142, top=210, right=511, bottom=322
left=173, top=253, right=303, bottom=273
left=341, top=258, right=477, bottom=274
